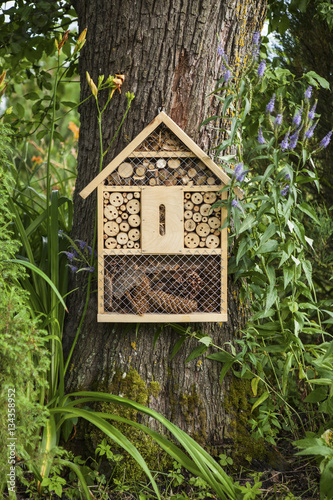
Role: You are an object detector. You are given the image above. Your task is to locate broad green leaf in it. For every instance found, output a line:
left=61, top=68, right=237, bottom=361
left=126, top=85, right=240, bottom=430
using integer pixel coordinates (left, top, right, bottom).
left=298, top=202, right=320, bottom=225
left=302, top=260, right=313, bottom=288
left=251, top=391, right=269, bottom=412
left=257, top=240, right=278, bottom=254
left=251, top=377, right=259, bottom=397
left=304, top=71, right=330, bottom=89
left=239, top=215, right=256, bottom=234
left=185, top=345, right=207, bottom=363
left=199, top=336, right=212, bottom=347
left=265, top=287, right=277, bottom=312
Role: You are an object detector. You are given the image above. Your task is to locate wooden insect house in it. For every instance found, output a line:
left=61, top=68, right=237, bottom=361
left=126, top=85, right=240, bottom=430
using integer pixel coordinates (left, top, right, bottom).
left=80, top=111, right=231, bottom=323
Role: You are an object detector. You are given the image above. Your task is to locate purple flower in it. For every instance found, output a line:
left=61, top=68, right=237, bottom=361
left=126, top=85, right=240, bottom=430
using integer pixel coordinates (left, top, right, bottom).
left=293, top=108, right=303, bottom=128
left=308, top=102, right=317, bottom=120
left=285, top=173, right=291, bottom=181
left=274, top=114, right=283, bottom=127
left=257, top=60, right=266, bottom=78
left=266, top=94, right=275, bottom=114
left=305, top=86, right=312, bottom=100
left=281, top=185, right=290, bottom=196
left=232, top=199, right=242, bottom=210
left=280, top=131, right=290, bottom=151
left=305, top=121, right=317, bottom=139
left=77, top=240, right=87, bottom=250
left=233, top=163, right=246, bottom=182
left=68, top=264, right=78, bottom=273
left=320, top=130, right=333, bottom=148
left=218, top=43, right=227, bottom=61
left=289, top=129, right=300, bottom=150
left=253, top=32, right=261, bottom=46
left=224, top=69, right=232, bottom=83
left=64, top=251, right=76, bottom=262
left=258, top=127, right=266, bottom=144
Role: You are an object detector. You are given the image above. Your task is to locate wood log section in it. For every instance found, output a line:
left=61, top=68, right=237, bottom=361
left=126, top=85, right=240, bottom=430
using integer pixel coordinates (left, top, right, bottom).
left=184, top=210, right=193, bottom=220
left=103, top=191, right=110, bottom=199
left=196, top=223, right=210, bottom=237
left=191, top=193, right=203, bottom=205
left=119, top=222, right=130, bottom=232
left=149, top=178, right=158, bottom=186
left=127, top=240, right=134, bottom=248
left=168, top=159, right=181, bottom=169
left=193, top=212, right=202, bottom=222
left=128, top=228, right=140, bottom=241
left=104, top=221, right=119, bottom=236
left=204, top=192, right=217, bottom=204
left=184, top=233, right=200, bottom=248
left=121, top=212, right=128, bottom=220
left=188, top=167, right=197, bottom=178
left=127, top=193, right=134, bottom=200
left=110, top=192, right=124, bottom=207
left=165, top=175, right=178, bottom=186
left=184, top=200, right=194, bottom=210
left=206, top=234, right=220, bottom=249
left=128, top=214, right=140, bottom=227
left=208, top=216, right=220, bottom=229
left=156, top=159, right=167, bottom=169
left=200, top=204, right=212, bottom=216
left=105, top=237, right=117, bottom=249
left=202, top=216, right=208, bottom=222
left=135, top=166, right=146, bottom=177
left=197, top=175, right=207, bottom=185
left=104, top=205, right=118, bottom=220
left=126, top=199, right=140, bottom=214
left=116, top=216, right=122, bottom=223
left=184, top=219, right=196, bottom=232
left=184, top=192, right=191, bottom=200
left=207, top=176, right=216, bottom=185
left=117, top=232, right=129, bottom=245
left=134, top=192, right=140, bottom=199
left=118, top=162, right=133, bottom=178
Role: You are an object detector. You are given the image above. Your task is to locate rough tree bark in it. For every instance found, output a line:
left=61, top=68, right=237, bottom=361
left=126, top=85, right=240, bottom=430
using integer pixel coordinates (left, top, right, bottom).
left=65, top=0, right=266, bottom=450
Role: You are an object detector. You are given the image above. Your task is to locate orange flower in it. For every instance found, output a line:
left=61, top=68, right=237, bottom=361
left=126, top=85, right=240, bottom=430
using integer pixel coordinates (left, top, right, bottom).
left=68, top=121, right=79, bottom=140
left=31, top=156, right=43, bottom=164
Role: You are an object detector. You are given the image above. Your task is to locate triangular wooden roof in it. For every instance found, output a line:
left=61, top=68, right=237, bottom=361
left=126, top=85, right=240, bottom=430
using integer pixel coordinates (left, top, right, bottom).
left=80, top=111, right=234, bottom=199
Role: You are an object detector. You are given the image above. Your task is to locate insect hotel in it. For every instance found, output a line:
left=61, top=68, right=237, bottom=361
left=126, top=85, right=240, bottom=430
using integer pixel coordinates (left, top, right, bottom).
left=80, top=111, right=231, bottom=323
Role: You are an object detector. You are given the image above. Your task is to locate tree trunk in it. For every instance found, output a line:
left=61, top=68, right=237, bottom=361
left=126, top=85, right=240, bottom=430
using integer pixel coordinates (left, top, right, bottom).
left=65, top=0, right=266, bottom=450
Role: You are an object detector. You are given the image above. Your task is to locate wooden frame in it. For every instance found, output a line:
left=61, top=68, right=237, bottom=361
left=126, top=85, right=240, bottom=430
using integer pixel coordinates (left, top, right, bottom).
left=81, top=112, right=232, bottom=323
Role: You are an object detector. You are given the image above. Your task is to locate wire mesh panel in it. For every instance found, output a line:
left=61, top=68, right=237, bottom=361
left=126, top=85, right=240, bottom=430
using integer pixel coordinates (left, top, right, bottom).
left=103, top=124, right=222, bottom=188
left=102, top=253, right=223, bottom=316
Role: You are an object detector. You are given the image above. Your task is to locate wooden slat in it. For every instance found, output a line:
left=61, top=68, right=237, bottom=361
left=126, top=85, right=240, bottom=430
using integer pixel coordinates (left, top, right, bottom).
left=221, top=191, right=228, bottom=314
left=128, top=151, right=196, bottom=158
left=141, top=187, right=183, bottom=254
left=97, top=313, right=228, bottom=323
left=102, top=186, right=141, bottom=192
left=97, top=185, right=105, bottom=314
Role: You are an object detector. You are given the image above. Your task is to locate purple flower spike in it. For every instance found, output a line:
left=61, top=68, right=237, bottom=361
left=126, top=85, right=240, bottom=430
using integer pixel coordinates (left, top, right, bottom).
left=253, top=32, right=260, bottom=46
left=308, top=102, right=317, bottom=120
left=289, top=129, right=300, bottom=150
left=224, top=69, right=232, bottom=83
left=281, top=185, right=290, bottom=196
left=305, top=86, right=312, bottom=100
left=285, top=173, right=291, bottom=181
left=233, top=163, right=247, bottom=182
left=232, top=199, right=241, bottom=209
left=293, top=108, right=303, bottom=128
left=68, top=264, right=78, bottom=274
left=266, top=94, right=275, bottom=114
left=64, top=251, right=76, bottom=262
left=280, top=131, right=290, bottom=151
left=320, top=130, right=333, bottom=148
left=257, top=60, right=266, bottom=78
left=275, top=114, right=283, bottom=127
left=258, top=127, right=266, bottom=144
left=305, top=121, right=317, bottom=139
left=77, top=240, right=87, bottom=250
left=218, top=43, right=227, bottom=59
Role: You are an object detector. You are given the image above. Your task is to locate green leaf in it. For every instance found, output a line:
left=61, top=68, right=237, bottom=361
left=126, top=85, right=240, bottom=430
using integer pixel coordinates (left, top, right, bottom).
left=298, top=202, right=320, bottom=225
left=251, top=377, right=259, bottom=397
left=304, top=71, right=330, bottom=89
left=7, top=259, right=68, bottom=312
left=265, top=288, right=278, bottom=312
left=239, top=215, right=256, bottom=234
left=199, top=336, right=212, bottom=347
left=302, top=260, right=313, bottom=288
left=170, top=336, right=187, bottom=360
left=251, top=391, right=269, bottom=412
left=283, top=266, right=294, bottom=289
left=185, top=345, right=207, bottom=363
left=61, top=100, right=77, bottom=108
left=257, top=240, right=278, bottom=254
left=304, top=386, right=328, bottom=403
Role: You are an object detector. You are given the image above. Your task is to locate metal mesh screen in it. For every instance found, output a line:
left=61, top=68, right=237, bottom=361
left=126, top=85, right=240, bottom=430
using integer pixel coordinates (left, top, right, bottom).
left=102, top=254, right=223, bottom=315
left=103, top=123, right=222, bottom=188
